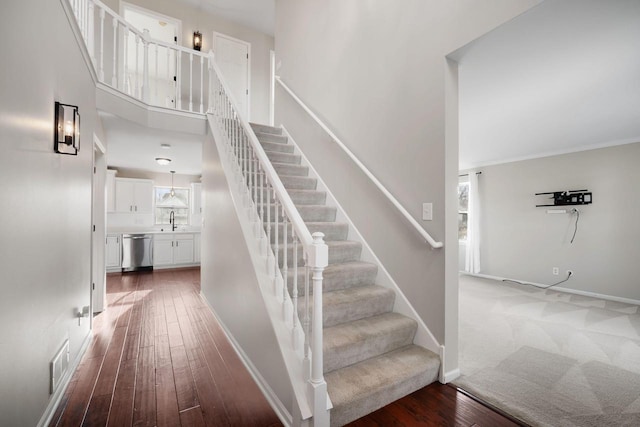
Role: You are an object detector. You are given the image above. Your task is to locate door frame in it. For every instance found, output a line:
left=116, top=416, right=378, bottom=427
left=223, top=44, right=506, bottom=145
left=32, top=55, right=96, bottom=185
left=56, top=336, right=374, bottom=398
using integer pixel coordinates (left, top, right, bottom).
left=213, top=31, right=251, bottom=121
left=270, top=49, right=275, bottom=126
left=91, top=135, right=107, bottom=318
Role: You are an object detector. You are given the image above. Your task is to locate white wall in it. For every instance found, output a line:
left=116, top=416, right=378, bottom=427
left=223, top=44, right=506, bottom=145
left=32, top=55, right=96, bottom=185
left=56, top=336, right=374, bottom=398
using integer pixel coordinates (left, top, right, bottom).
left=200, top=127, right=293, bottom=413
left=103, top=0, right=274, bottom=123
left=0, top=0, right=98, bottom=424
left=274, top=0, right=542, bottom=373
left=465, top=142, right=640, bottom=302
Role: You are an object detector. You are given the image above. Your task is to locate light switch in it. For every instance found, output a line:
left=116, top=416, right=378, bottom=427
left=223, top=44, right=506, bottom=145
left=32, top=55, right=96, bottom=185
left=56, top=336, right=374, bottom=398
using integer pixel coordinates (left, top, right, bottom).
left=422, top=203, right=433, bottom=221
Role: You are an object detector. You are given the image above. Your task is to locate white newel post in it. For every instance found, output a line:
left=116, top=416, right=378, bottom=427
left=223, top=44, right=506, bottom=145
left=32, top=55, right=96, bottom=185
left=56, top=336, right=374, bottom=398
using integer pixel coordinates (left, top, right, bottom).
left=142, top=29, right=150, bottom=103
left=308, top=232, right=329, bottom=426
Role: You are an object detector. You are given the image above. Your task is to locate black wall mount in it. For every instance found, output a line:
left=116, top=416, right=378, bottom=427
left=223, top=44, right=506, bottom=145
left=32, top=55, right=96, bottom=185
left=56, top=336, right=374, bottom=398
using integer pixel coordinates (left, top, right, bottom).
left=536, top=190, right=592, bottom=207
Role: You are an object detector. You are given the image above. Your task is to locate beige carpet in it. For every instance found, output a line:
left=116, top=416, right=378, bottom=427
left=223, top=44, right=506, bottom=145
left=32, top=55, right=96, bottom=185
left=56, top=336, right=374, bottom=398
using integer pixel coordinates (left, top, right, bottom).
left=456, top=275, right=640, bottom=426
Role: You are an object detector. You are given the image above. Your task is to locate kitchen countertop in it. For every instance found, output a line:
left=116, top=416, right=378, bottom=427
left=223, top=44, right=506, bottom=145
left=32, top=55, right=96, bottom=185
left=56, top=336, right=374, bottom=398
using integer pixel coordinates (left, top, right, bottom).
left=107, top=229, right=201, bottom=235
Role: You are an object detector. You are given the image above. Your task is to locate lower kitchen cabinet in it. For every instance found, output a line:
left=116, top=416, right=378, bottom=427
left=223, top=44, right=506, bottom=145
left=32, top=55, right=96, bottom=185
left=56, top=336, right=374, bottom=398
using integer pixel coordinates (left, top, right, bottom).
left=153, top=233, right=196, bottom=268
left=106, top=234, right=121, bottom=270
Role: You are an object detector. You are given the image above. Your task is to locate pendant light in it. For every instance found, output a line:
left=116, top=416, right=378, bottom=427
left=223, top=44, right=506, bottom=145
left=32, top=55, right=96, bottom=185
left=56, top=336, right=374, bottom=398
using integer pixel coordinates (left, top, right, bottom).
left=157, top=171, right=189, bottom=208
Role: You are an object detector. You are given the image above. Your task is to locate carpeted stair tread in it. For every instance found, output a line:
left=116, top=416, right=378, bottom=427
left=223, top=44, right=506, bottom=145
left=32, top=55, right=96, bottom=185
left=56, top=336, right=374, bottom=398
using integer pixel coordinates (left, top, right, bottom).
left=280, top=175, right=318, bottom=190
left=320, top=285, right=396, bottom=328
left=287, top=261, right=378, bottom=294
left=272, top=163, right=310, bottom=177
left=258, top=204, right=336, bottom=222
left=324, top=312, right=415, bottom=373
left=256, top=131, right=289, bottom=144
left=274, top=240, right=362, bottom=267
left=266, top=222, right=349, bottom=243
left=257, top=188, right=326, bottom=205
left=250, top=122, right=282, bottom=135
left=326, top=345, right=440, bottom=426
left=266, top=151, right=301, bottom=165
left=261, top=140, right=294, bottom=153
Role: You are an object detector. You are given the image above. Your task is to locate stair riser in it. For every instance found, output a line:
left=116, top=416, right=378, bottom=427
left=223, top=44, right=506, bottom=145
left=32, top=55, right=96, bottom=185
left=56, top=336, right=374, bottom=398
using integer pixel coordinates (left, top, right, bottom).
left=265, top=223, right=349, bottom=243
left=274, top=243, right=362, bottom=268
left=306, top=288, right=395, bottom=328
left=250, top=123, right=282, bottom=135
left=256, top=132, right=289, bottom=144
left=287, top=263, right=378, bottom=294
left=272, top=163, right=309, bottom=177
left=280, top=176, right=317, bottom=190
left=259, top=205, right=337, bottom=222
left=324, top=320, right=417, bottom=374
left=255, top=189, right=327, bottom=206
left=260, top=140, right=294, bottom=153
left=266, top=151, right=301, bottom=165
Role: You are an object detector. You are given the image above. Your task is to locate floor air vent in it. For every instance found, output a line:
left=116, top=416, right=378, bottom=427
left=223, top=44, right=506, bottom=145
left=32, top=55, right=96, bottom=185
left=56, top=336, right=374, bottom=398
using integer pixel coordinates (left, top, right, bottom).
left=50, top=339, right=70, bottom=394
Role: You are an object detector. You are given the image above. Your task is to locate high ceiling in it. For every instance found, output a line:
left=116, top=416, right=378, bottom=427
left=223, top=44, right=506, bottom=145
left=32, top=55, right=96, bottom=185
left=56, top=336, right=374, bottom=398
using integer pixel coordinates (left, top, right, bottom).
left=176, top=0, right=275, bottom=35
left=99, top=112, right=204, bottom=175
left=456, top=0, right=640, bottom=170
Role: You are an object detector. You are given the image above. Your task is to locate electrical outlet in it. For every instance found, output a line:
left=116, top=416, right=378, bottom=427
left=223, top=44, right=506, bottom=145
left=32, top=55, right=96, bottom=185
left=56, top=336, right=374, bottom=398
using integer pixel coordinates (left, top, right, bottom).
left=552, top=267, right=559, bottom=275
left=422, top=203, right=433, bottom=221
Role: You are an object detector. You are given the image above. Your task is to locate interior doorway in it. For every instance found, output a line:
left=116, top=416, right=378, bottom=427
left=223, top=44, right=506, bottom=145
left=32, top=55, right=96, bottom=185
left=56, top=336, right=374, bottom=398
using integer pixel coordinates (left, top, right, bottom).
left=121, top=2, right=181, bottom=108
left=92, top=136, right=107, bottom=314
left=213, top=32, right=251, bottom=120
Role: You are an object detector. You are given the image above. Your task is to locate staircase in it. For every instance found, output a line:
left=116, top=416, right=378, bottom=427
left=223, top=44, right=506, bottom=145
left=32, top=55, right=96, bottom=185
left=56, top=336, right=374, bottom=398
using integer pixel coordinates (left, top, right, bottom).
left=250, top=122, right=440, bottom=426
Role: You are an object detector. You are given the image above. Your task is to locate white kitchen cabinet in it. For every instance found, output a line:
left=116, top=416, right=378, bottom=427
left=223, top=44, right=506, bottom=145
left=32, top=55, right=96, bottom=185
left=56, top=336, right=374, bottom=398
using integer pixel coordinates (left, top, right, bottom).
left=106, top=234, right=121, bottom=269
left=153, top=233, right=196, bottom=268
left=174, top=236, right=194, bottom=264
left=106, top=170, right=117, bottom=212
left=190, top=182, right=202, bottom=227
left=153, top=237, right=174, bottom=266
left=115, top=178, right=153, bottom=214
left=194, top=233, right=201, bottom=263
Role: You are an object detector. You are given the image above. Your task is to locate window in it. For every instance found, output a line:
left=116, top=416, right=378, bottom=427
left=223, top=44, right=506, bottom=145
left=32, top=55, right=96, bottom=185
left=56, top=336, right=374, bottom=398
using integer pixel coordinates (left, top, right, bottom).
left=155, top=186, right=190, bottom=225
left=458, top=182, right=469, bottom=241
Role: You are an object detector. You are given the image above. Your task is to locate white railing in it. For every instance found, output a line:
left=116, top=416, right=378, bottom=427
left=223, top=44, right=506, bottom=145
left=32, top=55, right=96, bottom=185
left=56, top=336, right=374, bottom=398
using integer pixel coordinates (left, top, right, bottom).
left=208, top=60, right=330, bottom=425
left=275, top=77, right=443, bottom=249
left=70, top=0, right=210, bottom=114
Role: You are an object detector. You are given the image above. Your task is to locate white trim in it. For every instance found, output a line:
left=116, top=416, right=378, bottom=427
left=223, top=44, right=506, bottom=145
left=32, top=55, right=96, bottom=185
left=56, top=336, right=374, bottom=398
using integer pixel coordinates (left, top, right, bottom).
left=281, top=126, right=442, bottom=357
left=213, top=32, right=251, bottom=121
left=119, top=1, right=182, bottom=45
left=96, top=82, right=207, bottom=119
left=461, top=136, right=640, bottom=170
left=442, top=368, right=461, bottom=384
left=37, top=332, right=93, bottom=427
left=198, top=293, right=292, bottom=426
left=269, top=50, right=275, bottom=126
left=461, top=272, right=640, bottom=306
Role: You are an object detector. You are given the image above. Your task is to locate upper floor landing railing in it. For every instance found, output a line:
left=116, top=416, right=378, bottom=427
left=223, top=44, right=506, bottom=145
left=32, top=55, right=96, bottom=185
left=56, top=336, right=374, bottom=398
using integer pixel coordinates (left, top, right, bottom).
left=70, top=0, right=211, bottom=114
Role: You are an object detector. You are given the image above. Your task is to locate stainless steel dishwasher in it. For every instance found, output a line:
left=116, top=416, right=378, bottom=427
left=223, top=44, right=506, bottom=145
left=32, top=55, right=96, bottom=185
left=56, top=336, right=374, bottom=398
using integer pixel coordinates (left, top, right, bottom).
left=121, top=234, right=153, bottom=272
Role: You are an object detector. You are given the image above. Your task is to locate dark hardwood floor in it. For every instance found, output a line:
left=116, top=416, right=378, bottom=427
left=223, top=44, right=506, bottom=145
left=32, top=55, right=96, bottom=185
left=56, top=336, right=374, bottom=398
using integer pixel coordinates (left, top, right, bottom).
left=49, top=268, right=281, bottom=427
left=49, top=268, right=519, bottom=427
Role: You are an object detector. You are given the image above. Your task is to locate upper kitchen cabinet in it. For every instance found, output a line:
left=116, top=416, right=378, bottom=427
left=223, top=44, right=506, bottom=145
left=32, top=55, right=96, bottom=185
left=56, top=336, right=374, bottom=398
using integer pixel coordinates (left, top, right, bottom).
left=190, top=182, right=202, bottom=227
left=106, top=170, right=117, bottom=212
left=115, top=178, right=153, bottom=214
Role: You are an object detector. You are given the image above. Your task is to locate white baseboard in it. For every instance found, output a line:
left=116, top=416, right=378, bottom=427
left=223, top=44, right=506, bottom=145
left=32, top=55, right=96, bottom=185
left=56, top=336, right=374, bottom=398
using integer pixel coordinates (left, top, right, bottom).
left=441, top=368, right=461, bottom=384
left=462, top=272, right=640, bottom=306
left=198, top=292, right=292, bottom=427
left=37, top=331, right=93, bottom=427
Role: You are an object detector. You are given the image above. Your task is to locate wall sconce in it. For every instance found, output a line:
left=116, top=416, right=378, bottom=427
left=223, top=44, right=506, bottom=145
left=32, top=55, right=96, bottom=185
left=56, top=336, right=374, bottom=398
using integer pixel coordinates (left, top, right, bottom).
left=193, top=31, right=202, bottom=51
left=54, top=102, right=80, bottom=156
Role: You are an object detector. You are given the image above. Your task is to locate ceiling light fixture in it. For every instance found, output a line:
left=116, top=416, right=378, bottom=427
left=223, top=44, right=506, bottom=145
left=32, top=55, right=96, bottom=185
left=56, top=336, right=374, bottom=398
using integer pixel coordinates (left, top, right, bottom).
left=155, top=157, right=172, bottom=165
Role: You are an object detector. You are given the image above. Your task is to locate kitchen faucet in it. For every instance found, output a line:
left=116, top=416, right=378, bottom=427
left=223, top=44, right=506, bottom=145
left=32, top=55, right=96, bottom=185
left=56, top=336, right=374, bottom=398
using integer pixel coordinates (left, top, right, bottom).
left=169, top=210, right=177, bottom=231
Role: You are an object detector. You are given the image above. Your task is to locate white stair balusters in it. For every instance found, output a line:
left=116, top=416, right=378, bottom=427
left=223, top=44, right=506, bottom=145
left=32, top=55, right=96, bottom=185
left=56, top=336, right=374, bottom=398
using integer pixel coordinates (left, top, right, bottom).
left=67, top=0, right=211, bottom=113
left=208, top=57, right=330, bottom=425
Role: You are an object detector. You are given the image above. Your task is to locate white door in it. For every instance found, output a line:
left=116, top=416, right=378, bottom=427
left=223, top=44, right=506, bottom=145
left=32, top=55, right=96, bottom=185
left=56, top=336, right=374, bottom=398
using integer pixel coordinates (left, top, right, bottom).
left=214, top=33, right=250, bottom=120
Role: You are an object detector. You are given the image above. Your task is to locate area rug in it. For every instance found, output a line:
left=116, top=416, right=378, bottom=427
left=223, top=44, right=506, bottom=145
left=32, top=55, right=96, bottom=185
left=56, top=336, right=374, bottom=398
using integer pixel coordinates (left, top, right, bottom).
left=456, top=275, right=640, bottom=426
